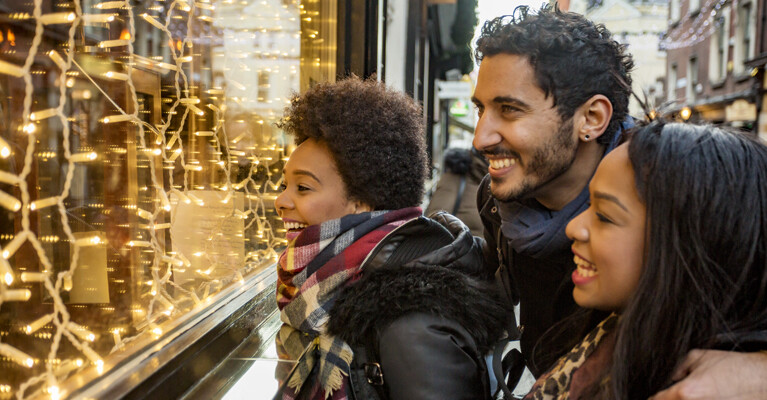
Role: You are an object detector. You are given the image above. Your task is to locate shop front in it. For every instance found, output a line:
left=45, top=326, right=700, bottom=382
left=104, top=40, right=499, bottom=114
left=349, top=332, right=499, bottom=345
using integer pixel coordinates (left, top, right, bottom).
left=0, top=0, right=381, bottom=398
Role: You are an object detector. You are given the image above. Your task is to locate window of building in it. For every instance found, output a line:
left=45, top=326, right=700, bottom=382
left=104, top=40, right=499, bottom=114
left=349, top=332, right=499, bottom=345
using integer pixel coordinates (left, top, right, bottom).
left=735, top=1, right=757, bottom=73
left=670, top=0, right=681, bottom=22
left=669, top=63, right=678, bottom=102
left=687, top=56, right=699, bottom=101
left=689, top=0, right=700, bottom=13
left=0, top=0, right=337, bottom=398
left=709, top=12, right=729, bottom=82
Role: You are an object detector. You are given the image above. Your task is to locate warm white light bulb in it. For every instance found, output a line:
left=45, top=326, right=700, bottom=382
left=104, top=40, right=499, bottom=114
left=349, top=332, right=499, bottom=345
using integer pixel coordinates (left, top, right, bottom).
left=0, top=190, right=21, bottom=212
left=22, top=123, right=36, bottom=134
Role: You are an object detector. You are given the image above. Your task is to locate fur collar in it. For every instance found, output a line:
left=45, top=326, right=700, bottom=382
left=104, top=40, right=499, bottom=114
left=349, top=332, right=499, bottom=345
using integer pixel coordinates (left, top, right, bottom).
left=327, top=263, right=509, bottom=353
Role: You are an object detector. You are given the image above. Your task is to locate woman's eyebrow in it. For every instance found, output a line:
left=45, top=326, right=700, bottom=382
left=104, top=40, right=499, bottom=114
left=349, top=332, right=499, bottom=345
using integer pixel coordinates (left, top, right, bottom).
left=292, top=169, right=321, bottom=183
left=594, top=191, right=629, bottom=212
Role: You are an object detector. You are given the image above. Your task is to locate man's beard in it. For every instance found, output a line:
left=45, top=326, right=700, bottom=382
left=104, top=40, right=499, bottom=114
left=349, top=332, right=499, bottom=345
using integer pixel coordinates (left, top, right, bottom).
left=491, top=118, right=578, bottom=202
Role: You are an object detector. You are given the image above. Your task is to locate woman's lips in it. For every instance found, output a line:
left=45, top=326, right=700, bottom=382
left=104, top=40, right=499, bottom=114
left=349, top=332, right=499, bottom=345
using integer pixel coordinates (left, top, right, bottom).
left=286, top=230, right=302, bottom=241
left=571, top=252, right=598, bottom=286
left=283, top=219, right=307, bottom=242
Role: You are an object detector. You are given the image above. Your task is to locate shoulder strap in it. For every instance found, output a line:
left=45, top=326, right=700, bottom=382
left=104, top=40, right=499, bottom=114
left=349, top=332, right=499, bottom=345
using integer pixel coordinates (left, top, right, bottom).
left=377, top=217, right=453, bottom=270
left=348, top=342, right=388, bottom=400
left=492, top=343, right=526, bottom=400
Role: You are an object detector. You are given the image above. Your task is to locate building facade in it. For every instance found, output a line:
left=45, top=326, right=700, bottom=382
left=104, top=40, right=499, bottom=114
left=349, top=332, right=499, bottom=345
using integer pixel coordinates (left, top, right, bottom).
left=663, top=0, right=760, bottom=130
left=570, top=0, right=669, bottom=117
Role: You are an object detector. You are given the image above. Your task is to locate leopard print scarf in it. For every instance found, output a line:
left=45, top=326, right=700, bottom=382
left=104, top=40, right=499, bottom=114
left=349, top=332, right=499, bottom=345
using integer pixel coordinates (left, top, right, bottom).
left=524, top=314, right=619, bottom=400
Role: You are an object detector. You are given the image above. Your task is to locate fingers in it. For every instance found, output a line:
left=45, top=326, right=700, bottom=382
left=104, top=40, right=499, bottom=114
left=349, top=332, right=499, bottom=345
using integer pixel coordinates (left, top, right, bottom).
left=648, top=350, right=708, bottom=400
left=649, top=380, right=707, bottom=400
left=671, top=349, right=705, bottom=381
left=649, top=385, right=676, bottom=400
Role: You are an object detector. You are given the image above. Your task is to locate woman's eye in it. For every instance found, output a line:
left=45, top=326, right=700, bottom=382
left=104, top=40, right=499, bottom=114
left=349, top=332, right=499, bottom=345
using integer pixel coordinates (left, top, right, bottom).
left=297, top=185, right=310, bottom=192
left=279, top=183, right=287, bottom=191
left=596, top=212, right=612, bottom=224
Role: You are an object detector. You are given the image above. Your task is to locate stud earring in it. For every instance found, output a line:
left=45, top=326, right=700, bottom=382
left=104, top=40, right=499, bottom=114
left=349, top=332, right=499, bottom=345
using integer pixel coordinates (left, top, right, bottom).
left=584, top=134, right=591, bottom=141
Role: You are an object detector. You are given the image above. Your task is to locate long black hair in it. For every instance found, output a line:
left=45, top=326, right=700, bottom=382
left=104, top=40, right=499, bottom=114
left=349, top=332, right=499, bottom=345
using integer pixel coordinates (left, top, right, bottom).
left=606, top=121, right=767, bottom=398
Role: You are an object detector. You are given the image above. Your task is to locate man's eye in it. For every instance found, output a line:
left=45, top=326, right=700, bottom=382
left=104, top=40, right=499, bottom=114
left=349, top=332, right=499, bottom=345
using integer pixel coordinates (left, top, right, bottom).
left=501, top=105, right=519, bottom=113
left=279, top=183, right=287, bottom=191
left=297, top=185, right=310, bottom=191
left=474, top=105, right=484, bottom=116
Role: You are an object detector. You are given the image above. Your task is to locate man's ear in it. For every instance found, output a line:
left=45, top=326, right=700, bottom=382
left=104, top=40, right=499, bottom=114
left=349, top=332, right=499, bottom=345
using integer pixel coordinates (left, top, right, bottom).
left=575, top=94, right=613, bottom=142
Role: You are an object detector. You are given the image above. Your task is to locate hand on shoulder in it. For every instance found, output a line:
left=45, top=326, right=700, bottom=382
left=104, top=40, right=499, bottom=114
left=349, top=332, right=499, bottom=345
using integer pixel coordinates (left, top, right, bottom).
left=649, top=349, right=767, bottom=400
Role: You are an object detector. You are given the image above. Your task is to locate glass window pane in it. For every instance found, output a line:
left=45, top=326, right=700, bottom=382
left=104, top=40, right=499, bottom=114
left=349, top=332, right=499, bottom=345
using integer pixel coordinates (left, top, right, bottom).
left=0, top=0, right=336, bottom=397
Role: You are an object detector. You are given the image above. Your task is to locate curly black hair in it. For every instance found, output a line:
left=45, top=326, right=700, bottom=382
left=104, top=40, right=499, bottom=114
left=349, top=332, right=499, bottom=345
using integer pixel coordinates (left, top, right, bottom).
left=277, top=76, right=427, bottom=210
left=474, top=5, right=634, bottom=144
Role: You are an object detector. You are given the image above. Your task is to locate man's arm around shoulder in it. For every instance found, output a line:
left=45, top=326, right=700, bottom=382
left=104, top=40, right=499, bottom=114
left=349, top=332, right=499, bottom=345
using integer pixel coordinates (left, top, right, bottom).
left=650, top=350, right=767, bottom=400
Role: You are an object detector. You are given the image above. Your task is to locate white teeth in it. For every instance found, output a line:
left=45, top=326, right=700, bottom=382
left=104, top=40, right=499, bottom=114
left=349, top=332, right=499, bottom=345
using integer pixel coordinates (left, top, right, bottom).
left=573, top=255, right=598, bottom=277
left=489, top=158, right=516, bottom=169
left=284, top=221, right=307, bottom=230
left=576, top=266, right=597, bottom=277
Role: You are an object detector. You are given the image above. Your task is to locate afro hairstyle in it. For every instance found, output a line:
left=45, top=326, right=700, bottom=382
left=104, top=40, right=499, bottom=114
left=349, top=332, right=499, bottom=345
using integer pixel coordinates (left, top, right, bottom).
left=277, top=76, right=428, bottom=210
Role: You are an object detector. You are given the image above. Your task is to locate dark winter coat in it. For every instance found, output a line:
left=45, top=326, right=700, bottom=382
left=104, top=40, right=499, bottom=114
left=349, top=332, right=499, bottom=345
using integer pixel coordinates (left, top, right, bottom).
left=327, top=212, right=509, bottom=400
left=474, top=121, right=637, bottom=381
left=477, top=175, right=605, bottom=377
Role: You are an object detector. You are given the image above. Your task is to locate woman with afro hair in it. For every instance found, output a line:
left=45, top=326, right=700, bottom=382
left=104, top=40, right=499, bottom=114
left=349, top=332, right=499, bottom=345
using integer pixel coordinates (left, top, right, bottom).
left=274, top=76, right=508, bottom=400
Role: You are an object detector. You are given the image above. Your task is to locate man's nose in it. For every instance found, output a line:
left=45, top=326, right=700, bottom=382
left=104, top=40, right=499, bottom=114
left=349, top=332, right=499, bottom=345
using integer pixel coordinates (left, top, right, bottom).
left=473, top=113, right=502, bottom=151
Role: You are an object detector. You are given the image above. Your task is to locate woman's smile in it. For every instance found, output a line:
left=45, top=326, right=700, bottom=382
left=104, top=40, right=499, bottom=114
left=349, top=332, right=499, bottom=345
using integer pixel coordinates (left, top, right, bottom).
left=283, top=218, right=308, bottom=241
left=571, top=252, right=598, bottom=285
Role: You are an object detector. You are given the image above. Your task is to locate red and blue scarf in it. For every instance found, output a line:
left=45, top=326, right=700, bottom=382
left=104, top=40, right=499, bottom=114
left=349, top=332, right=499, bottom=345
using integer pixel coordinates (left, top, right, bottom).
left=276, top=207, right=421, bottom=399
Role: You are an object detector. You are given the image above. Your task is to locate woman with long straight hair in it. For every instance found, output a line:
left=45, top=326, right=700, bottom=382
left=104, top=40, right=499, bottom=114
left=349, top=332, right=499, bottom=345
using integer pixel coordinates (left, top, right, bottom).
left=525, top=121, right=767, bottom=399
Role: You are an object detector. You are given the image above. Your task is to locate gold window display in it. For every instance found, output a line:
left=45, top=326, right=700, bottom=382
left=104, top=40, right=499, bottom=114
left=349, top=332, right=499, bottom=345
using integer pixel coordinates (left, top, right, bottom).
left=0, top=0, right=336, bottom=398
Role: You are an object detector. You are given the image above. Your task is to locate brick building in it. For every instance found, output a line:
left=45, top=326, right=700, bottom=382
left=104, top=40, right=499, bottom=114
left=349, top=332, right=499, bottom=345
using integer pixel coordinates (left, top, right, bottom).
left=663, top=0, right=759, bottom=130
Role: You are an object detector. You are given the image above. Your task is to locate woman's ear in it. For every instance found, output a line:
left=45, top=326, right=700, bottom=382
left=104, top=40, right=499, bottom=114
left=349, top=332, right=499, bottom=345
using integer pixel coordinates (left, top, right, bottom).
left=576, top=94, right=613, bottom=143
left=353, top=201, right=373, bottom=214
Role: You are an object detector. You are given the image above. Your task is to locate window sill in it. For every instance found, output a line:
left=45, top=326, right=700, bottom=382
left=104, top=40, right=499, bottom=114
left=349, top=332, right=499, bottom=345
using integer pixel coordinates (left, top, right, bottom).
left=60, top=265, right=278, bottom=399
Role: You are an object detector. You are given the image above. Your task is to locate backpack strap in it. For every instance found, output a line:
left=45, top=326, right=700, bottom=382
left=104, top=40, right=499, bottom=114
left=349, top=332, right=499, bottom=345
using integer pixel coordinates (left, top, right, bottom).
left=350, top=216, right=455, bottom=400
left=348, top=342, right=388, bottom=400
left=491, top=342, right=526, bottom=400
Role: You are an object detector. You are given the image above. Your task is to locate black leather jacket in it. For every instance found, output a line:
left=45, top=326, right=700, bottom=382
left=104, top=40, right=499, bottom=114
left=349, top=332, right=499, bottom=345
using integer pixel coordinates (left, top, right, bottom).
left=328, top=212, right=509, bottom=400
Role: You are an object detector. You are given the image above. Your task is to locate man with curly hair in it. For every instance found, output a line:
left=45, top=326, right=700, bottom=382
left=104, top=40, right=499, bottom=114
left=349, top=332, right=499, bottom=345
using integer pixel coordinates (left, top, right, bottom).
left=472, top=6, right=767, bottom=399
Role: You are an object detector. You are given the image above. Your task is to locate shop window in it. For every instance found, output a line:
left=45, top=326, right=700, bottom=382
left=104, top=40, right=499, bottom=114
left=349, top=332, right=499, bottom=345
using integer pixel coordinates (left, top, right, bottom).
left=0, top=0, right=336, bottom=398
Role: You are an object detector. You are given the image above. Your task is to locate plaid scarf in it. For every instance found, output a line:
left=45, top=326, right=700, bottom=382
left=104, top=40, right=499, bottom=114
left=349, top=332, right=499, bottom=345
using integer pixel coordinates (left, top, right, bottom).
left=276, top=207, right=422, bottom=400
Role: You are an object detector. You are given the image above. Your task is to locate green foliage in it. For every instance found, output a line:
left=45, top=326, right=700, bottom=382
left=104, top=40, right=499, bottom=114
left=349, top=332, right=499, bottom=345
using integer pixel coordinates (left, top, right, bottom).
left=445, top=0, right=479, bottom=75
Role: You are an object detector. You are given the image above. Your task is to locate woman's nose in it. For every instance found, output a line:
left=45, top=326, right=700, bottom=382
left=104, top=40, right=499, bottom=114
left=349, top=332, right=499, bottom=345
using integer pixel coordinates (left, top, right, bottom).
left=274, top=191, right=291, bottom=215
left=565, top=210, right=589, bottom=242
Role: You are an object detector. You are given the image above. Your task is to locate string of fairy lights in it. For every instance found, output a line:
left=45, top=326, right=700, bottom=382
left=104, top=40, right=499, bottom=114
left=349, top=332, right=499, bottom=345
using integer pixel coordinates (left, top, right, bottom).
left=0, top=0, right=308, bottom=398
left=660, top=0, right=737, bottom=50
